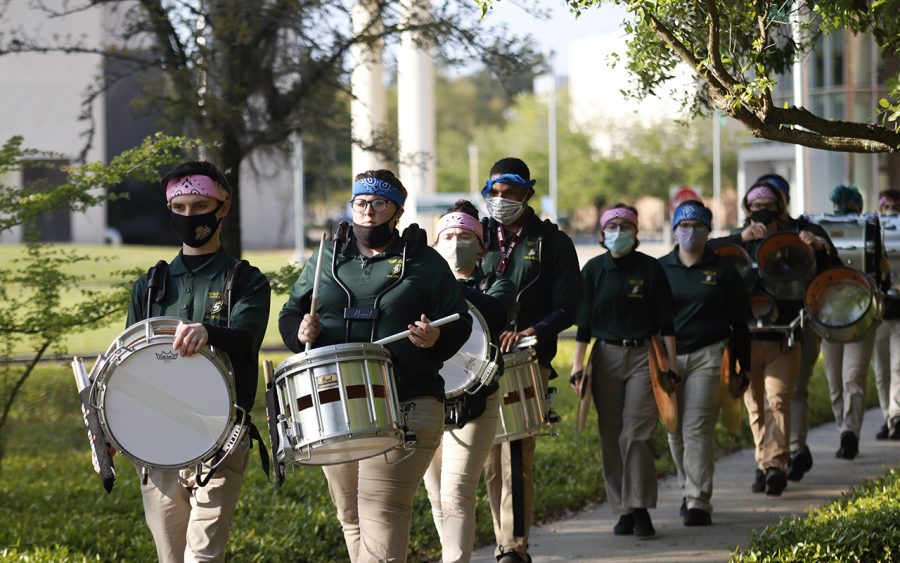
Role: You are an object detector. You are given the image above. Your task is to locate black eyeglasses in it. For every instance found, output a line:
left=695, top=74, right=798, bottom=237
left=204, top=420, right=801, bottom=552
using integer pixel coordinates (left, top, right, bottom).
left=351, top=198, right=390, bottom=213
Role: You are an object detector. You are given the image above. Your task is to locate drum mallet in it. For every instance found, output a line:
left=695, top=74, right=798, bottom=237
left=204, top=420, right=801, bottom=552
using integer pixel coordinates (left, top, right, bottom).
left=372, top=313, right=461, bottom=346
left=305, top=232, right=327, bottom=352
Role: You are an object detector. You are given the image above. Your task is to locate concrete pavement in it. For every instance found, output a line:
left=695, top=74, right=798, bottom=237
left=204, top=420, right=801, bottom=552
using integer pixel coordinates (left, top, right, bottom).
left=472, top=408, right=900, bottom=562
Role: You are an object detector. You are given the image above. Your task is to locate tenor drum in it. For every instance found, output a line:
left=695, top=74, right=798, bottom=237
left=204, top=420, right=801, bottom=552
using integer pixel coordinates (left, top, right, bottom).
left=756, top=232, right=816, bottom=300
left=712, top=243, right=755, bottom=294
left=494, top=339, right=550, bottom=443
left=274, top=343, right=405, bottom=465
left=91, top=317, right=242, bottom=470
left=804, top=214, right=880, bottom=273
left=442, top=302, right=499, bottom=398
left=805, top=267, right=883, bottom=342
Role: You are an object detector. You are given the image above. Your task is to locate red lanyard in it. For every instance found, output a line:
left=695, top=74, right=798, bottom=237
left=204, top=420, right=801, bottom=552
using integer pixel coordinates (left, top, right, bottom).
left=496, top=225, right=524, bottom=274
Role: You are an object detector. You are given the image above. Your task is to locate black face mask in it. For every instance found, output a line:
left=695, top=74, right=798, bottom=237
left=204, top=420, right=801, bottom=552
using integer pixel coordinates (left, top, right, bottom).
left=750, top=208, right=777, bottom=226
left=353, top=220, right=396, bottom=249
left=169, top=203, right=223, bottom=248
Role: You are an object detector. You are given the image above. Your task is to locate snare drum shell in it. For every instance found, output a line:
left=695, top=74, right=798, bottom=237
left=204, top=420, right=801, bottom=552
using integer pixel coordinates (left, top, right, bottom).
left=93, top=318, right=237, bottom=470
left=494, top=347, right=550, bottom=443
left=274, top=343, right=405, bottom=465
left=805, top=267, right=883, bottom=342
left=442, top=303, right=494, bottom=398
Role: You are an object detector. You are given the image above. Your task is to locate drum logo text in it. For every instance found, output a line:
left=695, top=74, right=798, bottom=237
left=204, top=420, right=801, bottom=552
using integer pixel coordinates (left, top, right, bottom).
left=155, top=350, right=179, bottom=363
left=316, top=374, right=338, bottom=388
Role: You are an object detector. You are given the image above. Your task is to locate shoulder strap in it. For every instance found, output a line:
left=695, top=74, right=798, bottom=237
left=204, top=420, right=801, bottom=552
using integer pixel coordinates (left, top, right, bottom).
left=479, top=271, right=497, bottom=292
left=400, top=223, right=427, bottom=258
left=224, top=259, right=251, bottom=328
left=333, top=221, right=352, bottom=255
left=146, top=260, right=169, bottom=319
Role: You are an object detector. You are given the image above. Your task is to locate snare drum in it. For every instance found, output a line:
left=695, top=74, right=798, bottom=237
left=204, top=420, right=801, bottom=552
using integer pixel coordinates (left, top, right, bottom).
left=273, top=343, right=405, bottom=465
left=805, top=214, right=880, bottom=274
left=494, top=340, right=550, bottom=443
left=442, top=302, right=500, bottom=398
left=756, top=232, right=816, bottom=300
left=91, top=317, right=243, bottom=471
left=805, top=267, right=883, bottom=342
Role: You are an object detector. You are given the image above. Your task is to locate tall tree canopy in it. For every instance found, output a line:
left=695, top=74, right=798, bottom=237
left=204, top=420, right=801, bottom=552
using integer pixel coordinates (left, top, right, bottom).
left=1, top=0, right=537, bottom=255
left=480, top=0, right=900, bottom=154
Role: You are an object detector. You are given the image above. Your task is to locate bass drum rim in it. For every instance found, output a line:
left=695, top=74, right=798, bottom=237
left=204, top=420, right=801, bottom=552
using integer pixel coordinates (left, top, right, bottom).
left=756, top=232, right=816, bottom=300
left=804, top=267, right=883, bottom=342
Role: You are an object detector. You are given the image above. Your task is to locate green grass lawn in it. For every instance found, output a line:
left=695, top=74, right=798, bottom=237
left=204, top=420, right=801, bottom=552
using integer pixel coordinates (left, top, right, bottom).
left=1, top=244, right=299, bottom=357
left=0, top=338, right=877, bottom=562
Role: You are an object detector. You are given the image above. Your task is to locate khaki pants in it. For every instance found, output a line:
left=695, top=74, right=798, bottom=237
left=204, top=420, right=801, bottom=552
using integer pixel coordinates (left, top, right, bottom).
left=590, top=342, right=658, bottom=514
left=138, top=437, right=250, bottom=563
left=667, top=341, right=724, bottom=514
left=822, top=332, right=876, bottom=436
left=790, top=325, right=821, bottom=450
left=873, top=319, right=900, bottom=421
left=483, top=367, right=550, bottom=559
left=322, top=396, right=443, bottom=563
left=424, top=391, right=500, bottom=563
left=745, top=340, right=800, bottom=471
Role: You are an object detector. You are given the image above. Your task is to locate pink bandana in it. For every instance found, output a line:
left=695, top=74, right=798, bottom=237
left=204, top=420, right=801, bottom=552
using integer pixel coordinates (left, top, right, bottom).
left=165, top=175, right=230, bottom=203
left=746, top=185, right=777, bottom=204
left=879, top=194, right=898, bottom=209
left=600, top=207, right=638, bottom=231
left=436, top=212, right=484, bottom=246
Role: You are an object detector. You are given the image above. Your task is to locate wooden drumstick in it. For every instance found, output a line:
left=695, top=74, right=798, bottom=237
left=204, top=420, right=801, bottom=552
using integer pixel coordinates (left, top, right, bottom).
left=305, top=232, right=327, bottom=352
left=372, top=313, right=461, bottom=346
left=263, top=360, right=275, bottom=386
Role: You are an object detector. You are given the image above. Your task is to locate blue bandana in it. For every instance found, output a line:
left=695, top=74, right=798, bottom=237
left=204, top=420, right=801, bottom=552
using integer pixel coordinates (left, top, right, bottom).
left=481, top=173, right=537, bottom=198
left=756, top=175, right=790, bottom=197
left=672, top=201, right=712, bottom=230
left=352, top=177, right=405, bottom=207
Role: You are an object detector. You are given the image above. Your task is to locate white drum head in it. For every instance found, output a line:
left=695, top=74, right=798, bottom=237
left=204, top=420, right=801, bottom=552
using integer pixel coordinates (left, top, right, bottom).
left=101, top=343, right=233, bottom=467
left=442, top=306, right=490, bottom=398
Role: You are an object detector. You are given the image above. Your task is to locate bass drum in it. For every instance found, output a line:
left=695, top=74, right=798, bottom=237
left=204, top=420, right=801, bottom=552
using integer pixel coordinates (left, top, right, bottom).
left=804, top=213, right=880, bottom=274
left=91, top=317, right=243, bottom=471
left=712, top=243, right=756, bottom=294
left=441, top=302, right=499, bottom=398
left=756, top=232, right=816, bottom=300
left=805, top=267, right=883, bottom=342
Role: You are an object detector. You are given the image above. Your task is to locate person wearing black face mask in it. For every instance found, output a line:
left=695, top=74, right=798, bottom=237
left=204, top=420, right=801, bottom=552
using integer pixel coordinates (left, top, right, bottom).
left=279, top=169, right=472, bottom=563
left=711, top=183, right=838, bottom=497
left=126, top=161, right=271, bottom=562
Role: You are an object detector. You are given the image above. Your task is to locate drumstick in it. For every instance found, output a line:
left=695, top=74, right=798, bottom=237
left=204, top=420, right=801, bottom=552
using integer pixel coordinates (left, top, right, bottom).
left=305, top=232, right=327, bottom=352
left=372, top=313, right=461, bottom=346
left=263, top=360, right=274, bottom=386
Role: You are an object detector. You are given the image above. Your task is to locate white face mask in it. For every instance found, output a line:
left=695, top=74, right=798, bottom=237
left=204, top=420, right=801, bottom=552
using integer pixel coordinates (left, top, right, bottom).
left=604, top=230, right=635, bottom=255
left=486, top=197, right=526, bottom=225
left=436, top=238, right=481, bottom=272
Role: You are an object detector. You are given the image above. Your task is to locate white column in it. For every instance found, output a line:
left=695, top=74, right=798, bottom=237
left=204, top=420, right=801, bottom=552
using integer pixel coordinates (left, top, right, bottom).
left=397, top=0, right=435, bottom=228
left=351, top=0, right=389, bottom=176
left=291, top=132, right=306, bottom=263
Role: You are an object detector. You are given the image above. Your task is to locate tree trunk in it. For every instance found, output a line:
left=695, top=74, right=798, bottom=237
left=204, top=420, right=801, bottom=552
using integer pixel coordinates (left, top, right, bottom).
left=218, top=134, right=245, bottom=258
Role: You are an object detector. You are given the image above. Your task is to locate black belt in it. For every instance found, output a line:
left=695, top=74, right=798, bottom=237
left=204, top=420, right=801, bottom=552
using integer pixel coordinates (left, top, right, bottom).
left=603, top=338, right=645, bottom=347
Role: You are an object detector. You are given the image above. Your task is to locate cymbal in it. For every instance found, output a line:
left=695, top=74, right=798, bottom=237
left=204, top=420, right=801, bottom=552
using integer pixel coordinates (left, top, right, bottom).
left=649, top=336, right=678, bottom=433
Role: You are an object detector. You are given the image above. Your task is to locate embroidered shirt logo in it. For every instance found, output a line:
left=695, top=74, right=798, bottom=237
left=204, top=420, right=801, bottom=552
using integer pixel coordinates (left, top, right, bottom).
left=627, top=278, right=645, bottom=298
left=155, top=350, right=178, bottom=362
left=702, top=270, right=718, bottom=285
left=386, top=258, right=402, bottom=279
left=210, top=300, right=225, bottom=314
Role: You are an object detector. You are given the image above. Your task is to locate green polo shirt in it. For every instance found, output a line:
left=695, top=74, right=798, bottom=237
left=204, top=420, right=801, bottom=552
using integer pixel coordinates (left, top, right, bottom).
left=481, top=209, right=581, bottom=371
left=127, top=248, right=271, bottom=412
left=659, top=248, right=751, bottom=368
left=576, top=250, right=675, bottom=343
left=279, top=230, right=472, bottom=402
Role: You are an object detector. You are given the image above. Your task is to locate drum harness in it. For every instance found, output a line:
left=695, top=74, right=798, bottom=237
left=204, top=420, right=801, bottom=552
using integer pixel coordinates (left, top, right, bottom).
left=327, top=221, right=428, bottom=450
left=142, top=259, right=271, bottom=486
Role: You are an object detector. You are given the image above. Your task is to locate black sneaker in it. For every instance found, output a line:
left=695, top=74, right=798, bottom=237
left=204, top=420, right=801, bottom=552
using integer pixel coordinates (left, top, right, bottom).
left=765, top=467, right=787, bottom=496
left=787, top=445, right=813, bottom=481
left=836, top=431, right=859, bottom=459
left=614, top=514, right=635, bottom=535
left=679, top=498, right=687, bottom=518
left=684, top=508, right=712, bottom=526
left=876, top=422, right=890, bottom=440
left=633, top=508, right=655, bottom=537
left=752, top=468, right=766, bottom=493
left=889, top=417, right=900, bottom=440
left=497, top=552, right=530, bottom=563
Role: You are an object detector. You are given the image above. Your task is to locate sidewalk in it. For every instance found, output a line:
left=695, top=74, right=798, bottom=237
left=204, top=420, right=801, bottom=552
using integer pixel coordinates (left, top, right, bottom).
left=472, top=408, right=900, bottom=562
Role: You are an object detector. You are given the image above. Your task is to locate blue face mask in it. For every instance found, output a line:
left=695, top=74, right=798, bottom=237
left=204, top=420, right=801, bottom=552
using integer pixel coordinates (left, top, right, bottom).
left=604, top=230, right=635, bottom=255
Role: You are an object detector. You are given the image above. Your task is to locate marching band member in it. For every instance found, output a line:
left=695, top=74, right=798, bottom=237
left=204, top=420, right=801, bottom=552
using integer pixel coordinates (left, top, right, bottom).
left=127, top=161, right=271, bottom=562
left=820, top=186, right=880, bottom=458
left=659, top=201, right=750, bottom=526
left=278, top=170, right=472, bottom=563
left=712, top=183, right=837, bottom=495
left=874, top=188, right=900, bottom=440
left=480, top=157, right=580, bottom=562
left=423, top=200, right=515, bottom=563
left=572, top=203, right=679, bottom=537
